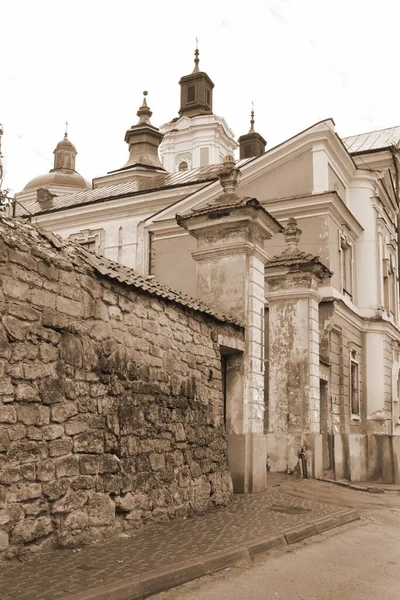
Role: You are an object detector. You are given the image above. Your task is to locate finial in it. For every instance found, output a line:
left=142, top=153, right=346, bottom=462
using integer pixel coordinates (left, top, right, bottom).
left=193, top=39, right=200, bottom=73
left=215, top=155, right=242, bottom=202
left=283, top=217, right=302, bottom=254
left=249, top=102, right=255, bottom=133
left=64, top=121, right=69, bottom=139
left=136, top=90, right=152, bottom=124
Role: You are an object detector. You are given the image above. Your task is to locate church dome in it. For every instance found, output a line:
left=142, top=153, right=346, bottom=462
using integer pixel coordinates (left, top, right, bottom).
left=21, top=129, right=91, bottom=193
left=54, top=137, right=77, bottom=152
left=23, top=170, right=90, bottom=191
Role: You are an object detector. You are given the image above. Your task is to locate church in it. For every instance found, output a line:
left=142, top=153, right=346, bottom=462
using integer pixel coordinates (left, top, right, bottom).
left=13, top=49, right=400, bottom=487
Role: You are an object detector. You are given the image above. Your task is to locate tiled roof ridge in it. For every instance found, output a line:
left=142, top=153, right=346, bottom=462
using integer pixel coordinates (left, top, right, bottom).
left=0, top=216, right=243, bottom=328
left=76, top=248, right=243, bottom=327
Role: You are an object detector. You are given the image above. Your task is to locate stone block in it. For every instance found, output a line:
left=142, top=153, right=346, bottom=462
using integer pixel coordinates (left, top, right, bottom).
left=0, top=378, right=14, bottom=397
left=7, top=482, right=42, bottom=502
left=21, top=463, right=36, bottom=481
left=38, top=343, right=59, bottom=363
left=2, top=316, right=30, bottom=341
left=393, top=436, right=400, bottom=485
left=0, top=467, right=22, bottom=485
left=56, top=296, right=82, bottom=317
left=0, top=324, right=11, bottom=359
left=149, top=453, right=166, bottom=471
left=49, top=438, right=73, bottom=457
left=349, top=434, right=367, bottom=482
left=51, top=401, right=78, bottom=423
left=41, top=424, right=64, bottom=440
left=8, top=440, right=47, bottom=463
left=79, top=454, right=100, bottom=475
left=15, top=383, right=39, bottom=402
left=42, top=478, right=70, bottom=500
left=55, top=455, right=79, bottom=478
left=0, top=531, right=9, bottom=551
left=0, top=405, right=17, bottom=424
left=52, top=490, right=88, bottom=514
left=23, top=363, right=55, bottom=380
left=74, top=431, right=104, bottom=454
left=59, top=333, right=83, bottom=368
left=367, top=434, right=394, bottom=483
left=16, top=404, right=50, bottom=426
left=86, top=493, right=115, bottom=526
left=98, top=454, right=120, bottom=474
left=39, top=378, right=66, bottom=404
left=11, top=516, right=52, bottom=544
left=64, top=509, right=89, bottom=531
left=30, top=289, right=57, bottom=309
left=37, top=460, right=56, bottom=482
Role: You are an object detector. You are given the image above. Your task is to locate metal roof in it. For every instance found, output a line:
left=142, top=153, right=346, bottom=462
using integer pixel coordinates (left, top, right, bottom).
left=343, top=126, right=400, bottom=154
left=16, top=159, right=252, bottom=218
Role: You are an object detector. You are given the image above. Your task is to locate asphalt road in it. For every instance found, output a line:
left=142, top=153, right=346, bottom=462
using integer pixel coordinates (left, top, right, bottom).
left=153, top=481, right=400, bottom=600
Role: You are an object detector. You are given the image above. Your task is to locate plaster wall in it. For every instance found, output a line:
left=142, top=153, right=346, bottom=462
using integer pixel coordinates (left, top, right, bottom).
left=238, top=151, right=313, bottom=202
left=327, top=311, right=363, bottom=435
left=267, top=293, right=319, bottom=473
left=347, top=182, right=380, bottom=308
left=152, top=233, right=197, bottom=297
left=328, top=164, right=346, bottom=202
left=42, top=216, right=141, bottom=270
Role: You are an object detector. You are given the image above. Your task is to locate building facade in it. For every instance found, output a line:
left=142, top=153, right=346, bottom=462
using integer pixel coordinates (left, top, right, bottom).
left=12, top=53, right=400, bottom=485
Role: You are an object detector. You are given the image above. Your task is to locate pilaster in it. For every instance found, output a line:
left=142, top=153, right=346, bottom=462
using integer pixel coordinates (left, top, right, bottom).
left=265, top=218, right=332, bottom=473
left=177, top=157, right=282, bottom=492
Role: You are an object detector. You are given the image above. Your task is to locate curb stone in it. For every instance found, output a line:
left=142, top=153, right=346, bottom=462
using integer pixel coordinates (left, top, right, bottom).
left=64, top=509, right=359, bottom=600
left=316, top=477, right=400, bottom=494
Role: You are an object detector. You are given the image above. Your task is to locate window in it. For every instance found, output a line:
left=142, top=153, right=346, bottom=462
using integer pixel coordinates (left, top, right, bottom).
left=79, top=240, right=97, bottom=252
left=206, top=88, right=211, bottom=106
left=340, top=231, right=353, bottom=298
left=179, top=161, right=188, bottom=172
left=69, top=228, right=105, bottom=255
left=244, top=145, right=253, bottom=159
left=350, top=350, right=360, bottom=418
left=187, top=86, right=196, bottom=102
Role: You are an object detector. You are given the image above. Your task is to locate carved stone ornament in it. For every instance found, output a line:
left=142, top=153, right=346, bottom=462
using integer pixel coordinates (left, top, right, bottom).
left=283, top=217, right=302, bottom=253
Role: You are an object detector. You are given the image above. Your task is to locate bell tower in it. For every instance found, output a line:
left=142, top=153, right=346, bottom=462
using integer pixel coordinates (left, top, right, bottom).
left=159, top=45, right=237, bottom=173
left=178, top=46, right=214, bottom=118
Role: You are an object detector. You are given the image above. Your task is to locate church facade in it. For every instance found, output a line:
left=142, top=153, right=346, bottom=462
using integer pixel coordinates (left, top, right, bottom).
left=13, top=50, right=400, bottom=486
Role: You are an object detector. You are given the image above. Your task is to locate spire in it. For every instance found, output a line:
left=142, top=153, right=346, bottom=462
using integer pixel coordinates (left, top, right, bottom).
left=193, top=39, right=200, bottom=73
left=119, top=91, right=165, bottom=173
left=249, top=102, right=255, bottom=133
left=136, top=91, right=153, bottom=125
left=64, top=120, right=69, bottom=138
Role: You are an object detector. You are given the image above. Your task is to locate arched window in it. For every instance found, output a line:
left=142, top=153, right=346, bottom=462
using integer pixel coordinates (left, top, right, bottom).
left=179, top=161, right=188, bottom=172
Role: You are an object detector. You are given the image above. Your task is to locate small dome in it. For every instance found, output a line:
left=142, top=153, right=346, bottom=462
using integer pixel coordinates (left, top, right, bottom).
left=54, top=136, right=77, bottom=153
left=23, top=170, right=90, bottom=191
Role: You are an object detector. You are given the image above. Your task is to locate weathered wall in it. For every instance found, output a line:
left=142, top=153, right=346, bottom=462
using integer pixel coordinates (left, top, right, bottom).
left=0, top=218, right=242, bottom=558
left=264, top=216, right=329, bottom=266
left=153, top=233, right=197, bottom=297
left=238, top=151, right=313, bottom=201
left=326, top=310, right=363, bottom=435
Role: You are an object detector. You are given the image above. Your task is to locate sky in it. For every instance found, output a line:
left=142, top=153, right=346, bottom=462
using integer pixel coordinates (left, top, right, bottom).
left=2, top=0, right=400, bottom=194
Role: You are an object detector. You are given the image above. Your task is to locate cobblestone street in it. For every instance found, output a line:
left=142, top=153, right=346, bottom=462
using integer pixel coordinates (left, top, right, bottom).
left=0, top=477, right=358, bottom=600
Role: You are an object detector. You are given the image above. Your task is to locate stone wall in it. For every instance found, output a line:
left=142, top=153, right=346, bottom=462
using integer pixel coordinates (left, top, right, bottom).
left=0, top=218, right=243, bottom=558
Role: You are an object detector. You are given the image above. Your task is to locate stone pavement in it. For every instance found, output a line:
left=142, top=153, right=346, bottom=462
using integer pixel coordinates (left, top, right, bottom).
left=0, top=477, right=359, bottom=600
